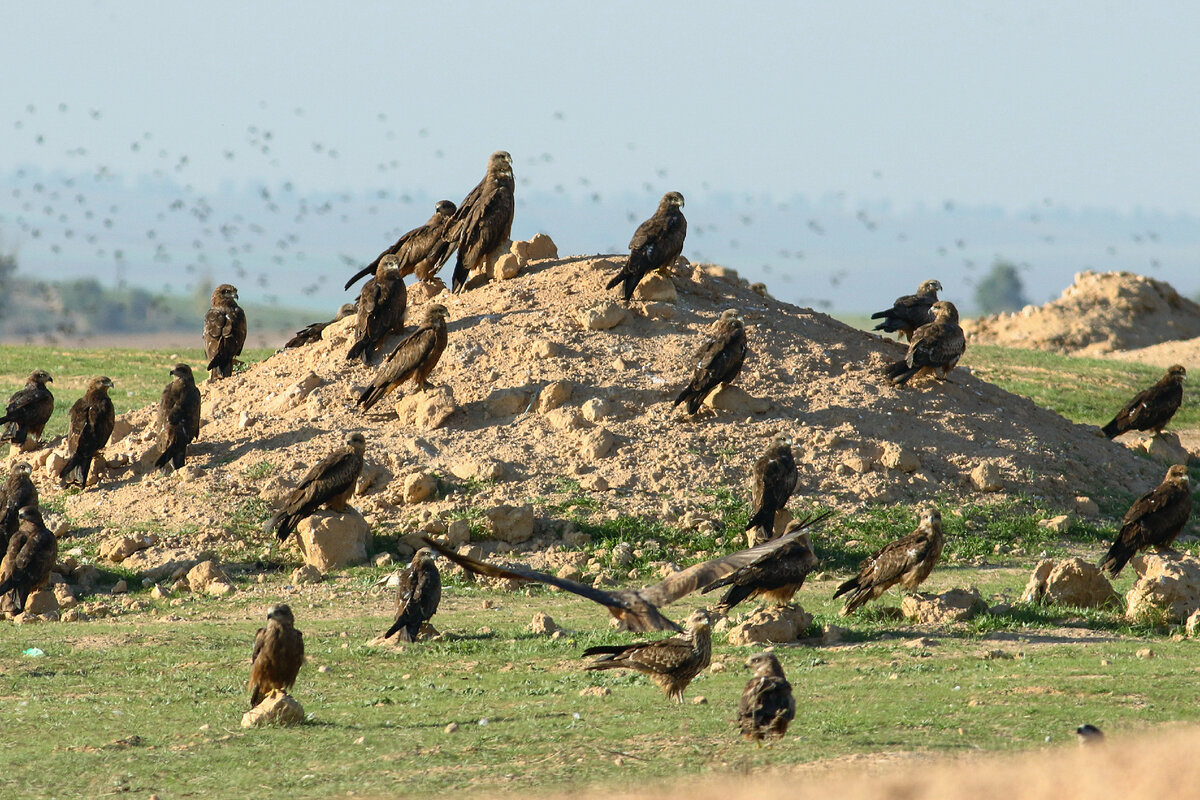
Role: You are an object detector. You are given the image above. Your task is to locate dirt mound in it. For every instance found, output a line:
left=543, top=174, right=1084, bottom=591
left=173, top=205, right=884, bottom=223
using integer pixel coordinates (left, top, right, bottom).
left=965, top=271, right=1200, bottom=355
left=1108, top=335, right=1200, bottom=369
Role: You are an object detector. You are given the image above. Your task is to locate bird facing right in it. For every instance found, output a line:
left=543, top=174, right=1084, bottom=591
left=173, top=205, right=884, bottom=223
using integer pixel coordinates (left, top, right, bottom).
left=834, top=506, right=944, bottom=615
left=1099, top=464, right=1192, bottom=576
left=1101, top=364, right=1186, bottom=439
left=581, top=609, right=712, bottom=703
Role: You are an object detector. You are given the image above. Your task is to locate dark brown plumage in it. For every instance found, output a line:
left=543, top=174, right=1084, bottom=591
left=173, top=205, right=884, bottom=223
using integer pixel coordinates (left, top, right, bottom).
left=1099, top=464, right=1192, bottom=576
left=834, top=507, right=944, bottom=614
left=58, top=376, right=115, bottom=488
left=263, top=433, right=366, bottom=543
left=702, top=517, right=821, bottom=613
left=383, top=548, right=441, bottom=642
left=606, top=191, right=687, bottom=303
left=346, top=254, right=408, bottom=364
left=344, top=200, right=458, bottom=290
left=737, top=651, right=795, bottom=743
left=1102, top=365, right=1186, bottom=439
left=356, top=304, right=449, bottom=411
left=0, top=506, right=57, bottom=615
left=283, top=303, right=356, bottom=349
left=582, top=609, right=712, bottom=703
left=0, top=370, right=54, bottom=447
left=154, top=364, right=202, bottom=473
left=449, top=151, right=515, bottom=292
left=0, top=462, right=36, bottom=553
left=883, top=301, right=965, bottom=386
left=249, top=604, right=305, bottom=707
left=203, top=284, right=247, bottom=380
left=745, top=435, right=799, bottom=542
left=673, top=309, right=748, bottom=415
left=870, top=279, right=942, bottom=341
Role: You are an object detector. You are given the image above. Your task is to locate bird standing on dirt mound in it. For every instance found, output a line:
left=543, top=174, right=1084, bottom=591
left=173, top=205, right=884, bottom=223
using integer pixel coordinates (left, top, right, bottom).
left=283, top=303, right=356, bottom=349
left=834, top=506, right=944, bottom=615
left=1099, top=464, right=1192, bottom=576
left=745, top=435, right=799, bottom=544
left=871, top=279, right=942, bottom=341
left=203, top=284, right=247, bottom=380
left=737, top=651, right=795, bottom=743
left=1101, top=365, right=1186, bottom=439
left=607, top=191, right=687, bottom=303
left=883, top=300, right=965, bottom=387
left=382, top=548, right=441, bottom=642
left=344, top=200, right=458, bottom=290
left=57, top=376, right=115, bottom=488
left=347, top=254, right=408, bottom=364
left=0, top=462, right=37, bottom=551
left=356, top=304, right=449, bottom=411
left=448, top=151, right=515, bottom=292
left=582, top=609, right=712, bottom=703
left=701, top=515, right=826, bottom=613
left=154, top=364, right=202, bottom=473
left=249, top=604, right=305, bottom=707
left=0, top=370, right=54, bottom=448
left=264, top=432, right=366, bottom=543
left=0, top=506, right=57, bottom=615
left=673, top=309, right=748, bottom=415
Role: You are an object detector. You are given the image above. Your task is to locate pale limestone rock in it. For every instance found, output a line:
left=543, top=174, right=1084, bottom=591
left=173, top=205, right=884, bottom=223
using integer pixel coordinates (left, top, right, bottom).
left=1037, top=515, right=1071, bottom=534
left=1137, top=432, right=1190, bottom=466
left=727, top=605, right=813, bottom=645
left=271, top=372, right=323, bottom=413
left=1186, top=609, right=1200, bottom=638
left=545, top=408, right=588, bottom=432
left=633, top=273, right=677, bottom=303
left=703, top=384, right=771, bottom=414
left=537, top=381, right=573, bottom=413
left=241, top=691, right=305, bottom=728
left=23, top=589, right=59, bottom=616
left=642, top=302, right=677, bottom=320
left=99, top=533, right=157, bottom=563
left=531, top=340, right=562, bottom=358
left=970, top=461, right=1003, bottom=492
left=492, top=253, right=521, bottom=280
left=409, top=278, right=446, bottom=304
left=484, top=504, right=534, bottom=544
left=295, top=508, right=371, bottom=570
left=291, top=564, right=324, bottom=584
left=393, top=386, right=457, bottom=430
left=579, top=303, right=626, bottom=331
left=1074, top=496, right=1100, bottom=517
left=901, top=588, right=987, bottom=623
left=579, top=427, right=615, bottom=461
left=523, top=233, right=558, bottom=260
left=880, top=443, right=920, bottom=473
left=527, top=611, right=560, bottom=635
left=402, top=472, right=437, bottom=504
left=485, top=387, right=533, bottom=417
left=1020, top=557, right=1119, bottom=608
left=1125, top=554, right=1200, bottom=623
left=185, top=560, right=233, bottom=594
left=581, top=398, right=612, bottom=422
left=445, top=519, right=471, bottom=547
left=579, top=474, right=609, bottom=492
left=122, top=546, right=208, bottom=582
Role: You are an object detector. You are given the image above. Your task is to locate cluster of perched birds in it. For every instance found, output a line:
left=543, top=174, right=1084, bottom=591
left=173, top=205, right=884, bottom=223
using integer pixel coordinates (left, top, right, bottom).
left=0, top=149, right=1193, bottom=744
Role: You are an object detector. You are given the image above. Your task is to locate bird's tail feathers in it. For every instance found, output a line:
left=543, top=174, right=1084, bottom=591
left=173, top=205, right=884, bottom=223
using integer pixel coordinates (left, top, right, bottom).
left=832, top=576, right=859, bottom=600
left=1099, top=536, right=1136, bottom=577
left=884, top=360, right=919, bottom=385
left=1100, top=418, right=1121, bottom=439
left=344, top=263, right=375, bottom=291
left=745, top=504, right=776, bottom=535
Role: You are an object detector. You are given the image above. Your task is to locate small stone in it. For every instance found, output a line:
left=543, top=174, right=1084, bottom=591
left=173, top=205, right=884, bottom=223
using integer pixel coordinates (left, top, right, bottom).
left=295, top=508, right=372, bottom=570
left=150, top=584, right=168, bottom=600
left=23, top=589, right=58, bottom=616
left=271, top=372, right=323, bottom=413
left=531, top=340, right=562, bottom=359
left=527, top=611, right=560, bottom=635
left=1136, top=648, right=1155, bottom=659
left=727, top=605, right=813, bottom=645
left=520, top=233, right=558, bottom=260
left=581, top=398, right=612, bottom=422
left=537, top=381, right=573, bottom=413
left=484, top=504, right=535, bottom=544
left=702, top=384, right=771, bottom=414
left=1037, top=515, right=1071, bottom=535
left=970, top=461, right=1003, bottom=492
left=633, top=273, right=677, bottom=303
left=241, top=691, right=305, bottom=728
left=111, top=580, right=127, bottom=594
left=642, top=301, right=676, bottom=320
left=901, top=588, right=987, bottom=623
left=186, top=560, right=232, bottom=594
left=492, top=253, right=521, bottom=280
left=1073, top=496, right=1100, bottom=517
left=880, top=443, right=920, bottom=473
left=403, top=472, right=437, bottom=504
left=485, top=387, right=532, bottom=418
left=444, top=722, right=459, bottom=734
left=579, top=303, right=627, bottom=331
left=373, top=553, right=395, bottom=567
left=578, top=686, right=611, bottom=697
left=291, top=564, right=324, bottom=584
left=446, top=519, right=471, bottom=547
left=821, top=624, right=848, bottom=645
left=393, top=386, right=458, bottom=430
left=237, top=411, right=253, bottom=429
left=1187, top=609, right=1200, bottom=638
left=691, top=696, right=707, bottom=705
left=579, top=474, right=609, bottom=492
left=579, top=427, right=615, bottom=461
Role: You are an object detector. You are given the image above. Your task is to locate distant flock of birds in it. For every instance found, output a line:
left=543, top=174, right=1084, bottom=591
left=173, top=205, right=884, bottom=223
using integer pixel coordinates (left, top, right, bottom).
left=0, top=150, right=1192, bottom=743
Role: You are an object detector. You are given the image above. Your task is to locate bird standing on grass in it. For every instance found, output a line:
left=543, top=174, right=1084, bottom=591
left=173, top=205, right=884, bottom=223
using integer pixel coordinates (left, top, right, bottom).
left=834, top=506, right=944, bottom=614
left=581, top=609, right=712, bottom=703
left=382, top=548, right=441, bottom=642
left=737, top=651, right=795, bottom=743
left=0, top=370, right=54, bottom=448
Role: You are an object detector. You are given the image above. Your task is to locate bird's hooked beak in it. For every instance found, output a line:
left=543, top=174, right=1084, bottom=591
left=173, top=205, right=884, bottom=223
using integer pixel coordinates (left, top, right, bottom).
left=102, top=377, right=114, bottom=389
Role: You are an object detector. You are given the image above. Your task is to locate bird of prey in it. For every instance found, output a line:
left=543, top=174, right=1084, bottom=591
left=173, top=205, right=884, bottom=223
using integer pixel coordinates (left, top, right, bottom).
left=382, top=548, right=441, bottom=642
left=1101, top=365, right=1186, bottom=439
left=346, top=254, right=407, bottom=364
left=1076, top=724, right=1105, bottom=746
left=0, top=463, right=36, bottom=552
left=0, top=370, right=54, bottom=447
left=421, top=512, right=830, bottom=632
left=883, top=301, right=965, bottom=386
left=1099, top=464, right=1192, bottom=576
left=606, top=191, right=687, bottom=303
left=448, top=151, right=515, bottom=292
left=0, top=506, right=57, bottom=614
left=356, top=304, right=449, bottom=411
left=834, top=506, right=944, bottom=615
left=57, top=376, right=115, bottom=488
left=343, top=200, right=458, bottom=290
left=263, top=432, right=366, bottom=543
left=870, top=279, right=942, bottom=341
left=673, top=309, right=748, bottom=415
left=283, top=303, right=356, bottom=349
left=745, top=435, right=799, bottom=543
left=701, top=516, right=824, bottom=613
left=154, top=364, right=202, bottom=473
left=581, top=608, right=712, bottom=703
left=249, top=604, right=305, bottom=707
left=204, top=283, right=247, bottom=380
left=736, top=651, right=795, bottom=743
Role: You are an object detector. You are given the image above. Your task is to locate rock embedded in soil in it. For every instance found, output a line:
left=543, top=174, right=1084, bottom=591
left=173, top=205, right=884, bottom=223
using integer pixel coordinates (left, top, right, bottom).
left=393, top=386, right=458, bottom=430
left=1125, top=554, right=1200, bottom=623
left=726, top=605, right=813, bottom=645
left=99, top=533, right=157, bottom=563
left=970, top=461, right=1004, bottom=493
left=484, top=504, right=534, bottom=544
left=901, top=588, right=987, bottom=624
left=703, top=384, right=770, bottom=415
left=579, top=302, right=626, bottom=331
left=1020, top=557, right=1119, bottom=608
left=241, top=691, right=305, bottom=728
left=295, top=508, right=372, bottom=570
left=633, top=273, right=677, bottom=303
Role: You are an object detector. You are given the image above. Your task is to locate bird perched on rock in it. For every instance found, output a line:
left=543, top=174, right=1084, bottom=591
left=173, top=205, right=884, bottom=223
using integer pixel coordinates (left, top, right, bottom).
left=263, top=432, right=366, bottom=543
left=673, top=309, right=748, bottom=415
left=1101, top=365, right=1186, bottom=439
left=834, top=506, right=944, bottom=614
left=0, top=370, right=54, bottom=448
left=203, top=283, right=247, bottom=380
left=1076, top=724, right=1104, bottom=746
left=344, top=200, right=458, bottom=289
left=356, top=304, right=449, bottom=411
left=883, top=301, right=965, bottom=386
left=347, top=254, right=407, bottom=364
left=57, top=376, right=115, bottom=488
left=701, top=515, right=825, bottom=613
left=382, top=548, right=441, bottom=642
left=0, top=506, right=57, bottom=615
left=249, top=604, right=305, bottom=707
left=1099, top=464, right=1192, bottom=576
left=154, top=364, right=202, bottom=473
left=0, top=462, right=36, bottom=552
left=283, top=303, right=356, bottom=349
left=745, top=435, right=798, bottom=544
left=737, top=651, right=795, bottom=743
left=871, top=280, right=942, bottom=341
left=448, top=151, right=515, bottom=292
left=582, top=609, right=712, bottom=703
left=607, top=191, right=686, bottom=303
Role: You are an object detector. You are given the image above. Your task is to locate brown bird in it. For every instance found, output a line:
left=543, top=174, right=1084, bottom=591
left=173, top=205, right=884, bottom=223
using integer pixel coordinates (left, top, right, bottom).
left=0, top=370, right=54, bottom=447
left=0, top=463, right=36, bottom=553
left=382, top=548, right=441, bottom=642
left=249, top=604, right=305, bottom=707
left=0, top=506, right=57, bottom=615
left=346, top=254, right=408, bottom=364
left=606, top=191, right=687, bottom=303
left=701, top=516, right=822, bottom=613
left=263, top=432, right=366, bottom=543
left=422, top=512, right=830, bottom=632
left=154, top=364, right=202, bottom=473
left=736, top=651, right=796, bottom=743
left=870, top=279, right=943, bottom=341
left=1099, top=464, right=1192, bottom=576
left=343, top=200, right=458, bottom=289
left=1102, top=365, right=1186, bottom=439
left=203, top=283, right=247, bottom=380
left=745, top=435, right=799, bottom=543
left=449, top=151, right=515, bottom=292
left=57, top=376, right=115, bottom=488
left=673, top=309, right=748, bottom=415
left=283, top=303, right=356, bottom=349
left=581, top=609, right=712, bottom=703
left=356, top=304, right=449, bottom=411
left=834, top=506, right=944, bottom=614
left=883, top=301, right=965, bottom=386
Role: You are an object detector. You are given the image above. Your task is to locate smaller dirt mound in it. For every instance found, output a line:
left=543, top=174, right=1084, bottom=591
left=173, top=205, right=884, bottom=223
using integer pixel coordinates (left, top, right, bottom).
left=965, top=271, right=1200, bottom=355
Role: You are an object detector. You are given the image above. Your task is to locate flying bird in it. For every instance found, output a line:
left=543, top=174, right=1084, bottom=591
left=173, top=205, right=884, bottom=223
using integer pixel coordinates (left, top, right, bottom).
left=0, top=462, right=37, bottom=551
left=581, top=609, right=712, bottom=703
left=249, top=604, right=305, bottom=707
left=673, top=309, right=748, bottom=415
left=870, top=279, right=942, bottom=341
left=203, top=284, right=247, bottom=380
left=701, top=516, right=823, bottom=613
left=382, top=548, right=441, bottom=642
left=745, top=435, right=799, bottom=543
left=883, top=301, right=965, bottom=386
left=1101, top=365, right=1186, bottom=439
left=606, top=191, right=687, bottom=303
left=154, top=364, right=202, bottom=472
left=0, top=370, right=54, bottom=448
left=1099, top=464, right=1192, bottom=576
left=346, top=254, right=407, bottom=364
left=448, top=151, right=515, bottom=292
left=57, top=376, right=115, bottom=488
left=0, top=506, right=57, bottom=614
left=263, top=432, right=366, bottom=543
left=736, top=651, right=796, bottom=743
left=283, top=303, right=356, bottom=349
left=356, top=304, right=449, bottom=411
left=834, top=506, right=944, bottom=614
left=343, top=200, right=457, bottom=289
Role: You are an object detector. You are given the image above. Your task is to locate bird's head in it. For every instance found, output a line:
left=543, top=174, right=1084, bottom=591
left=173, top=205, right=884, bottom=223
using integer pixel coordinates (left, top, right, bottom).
left=170, top=363, right=194, bottom=382
left=919, top=279, right=943, bottom=296
left=379, top=253, right=402, bottom=278
left=435, top=199, right=457, bottom=216
left=919, top=506, right=942, bottom=529
left=345, top=432, right=367, bottom=451
left=213, top=284, right=239, bottom=304
left=771, top=433, right=794, bottom=449
left=335, top=302, right=357, bottom=321
left=425, top=304, right=450, bottom=324
left=929, top=301, right=958, bottom=323
left=12, top=461, right=32, bottom=477
left=663, top=191, right=685, bottom=209
left=266, top=604, right=295, bottom=626
left=29, top=369, right=52, bottom=385
left=1167, top=364, right=1186, bottom=382
left=685, top=608, right=712, bottom=632
left=489, top=151, right=513, bottom=178
left=744, top=650, right=784, bottom=677
left=413, top=547, right=436, bottom=567
left=1166, top=464, right=1190, bottom=485
left=17, top=505, right=44, bottom=525
left=91, top=376, right=114, bottom=393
